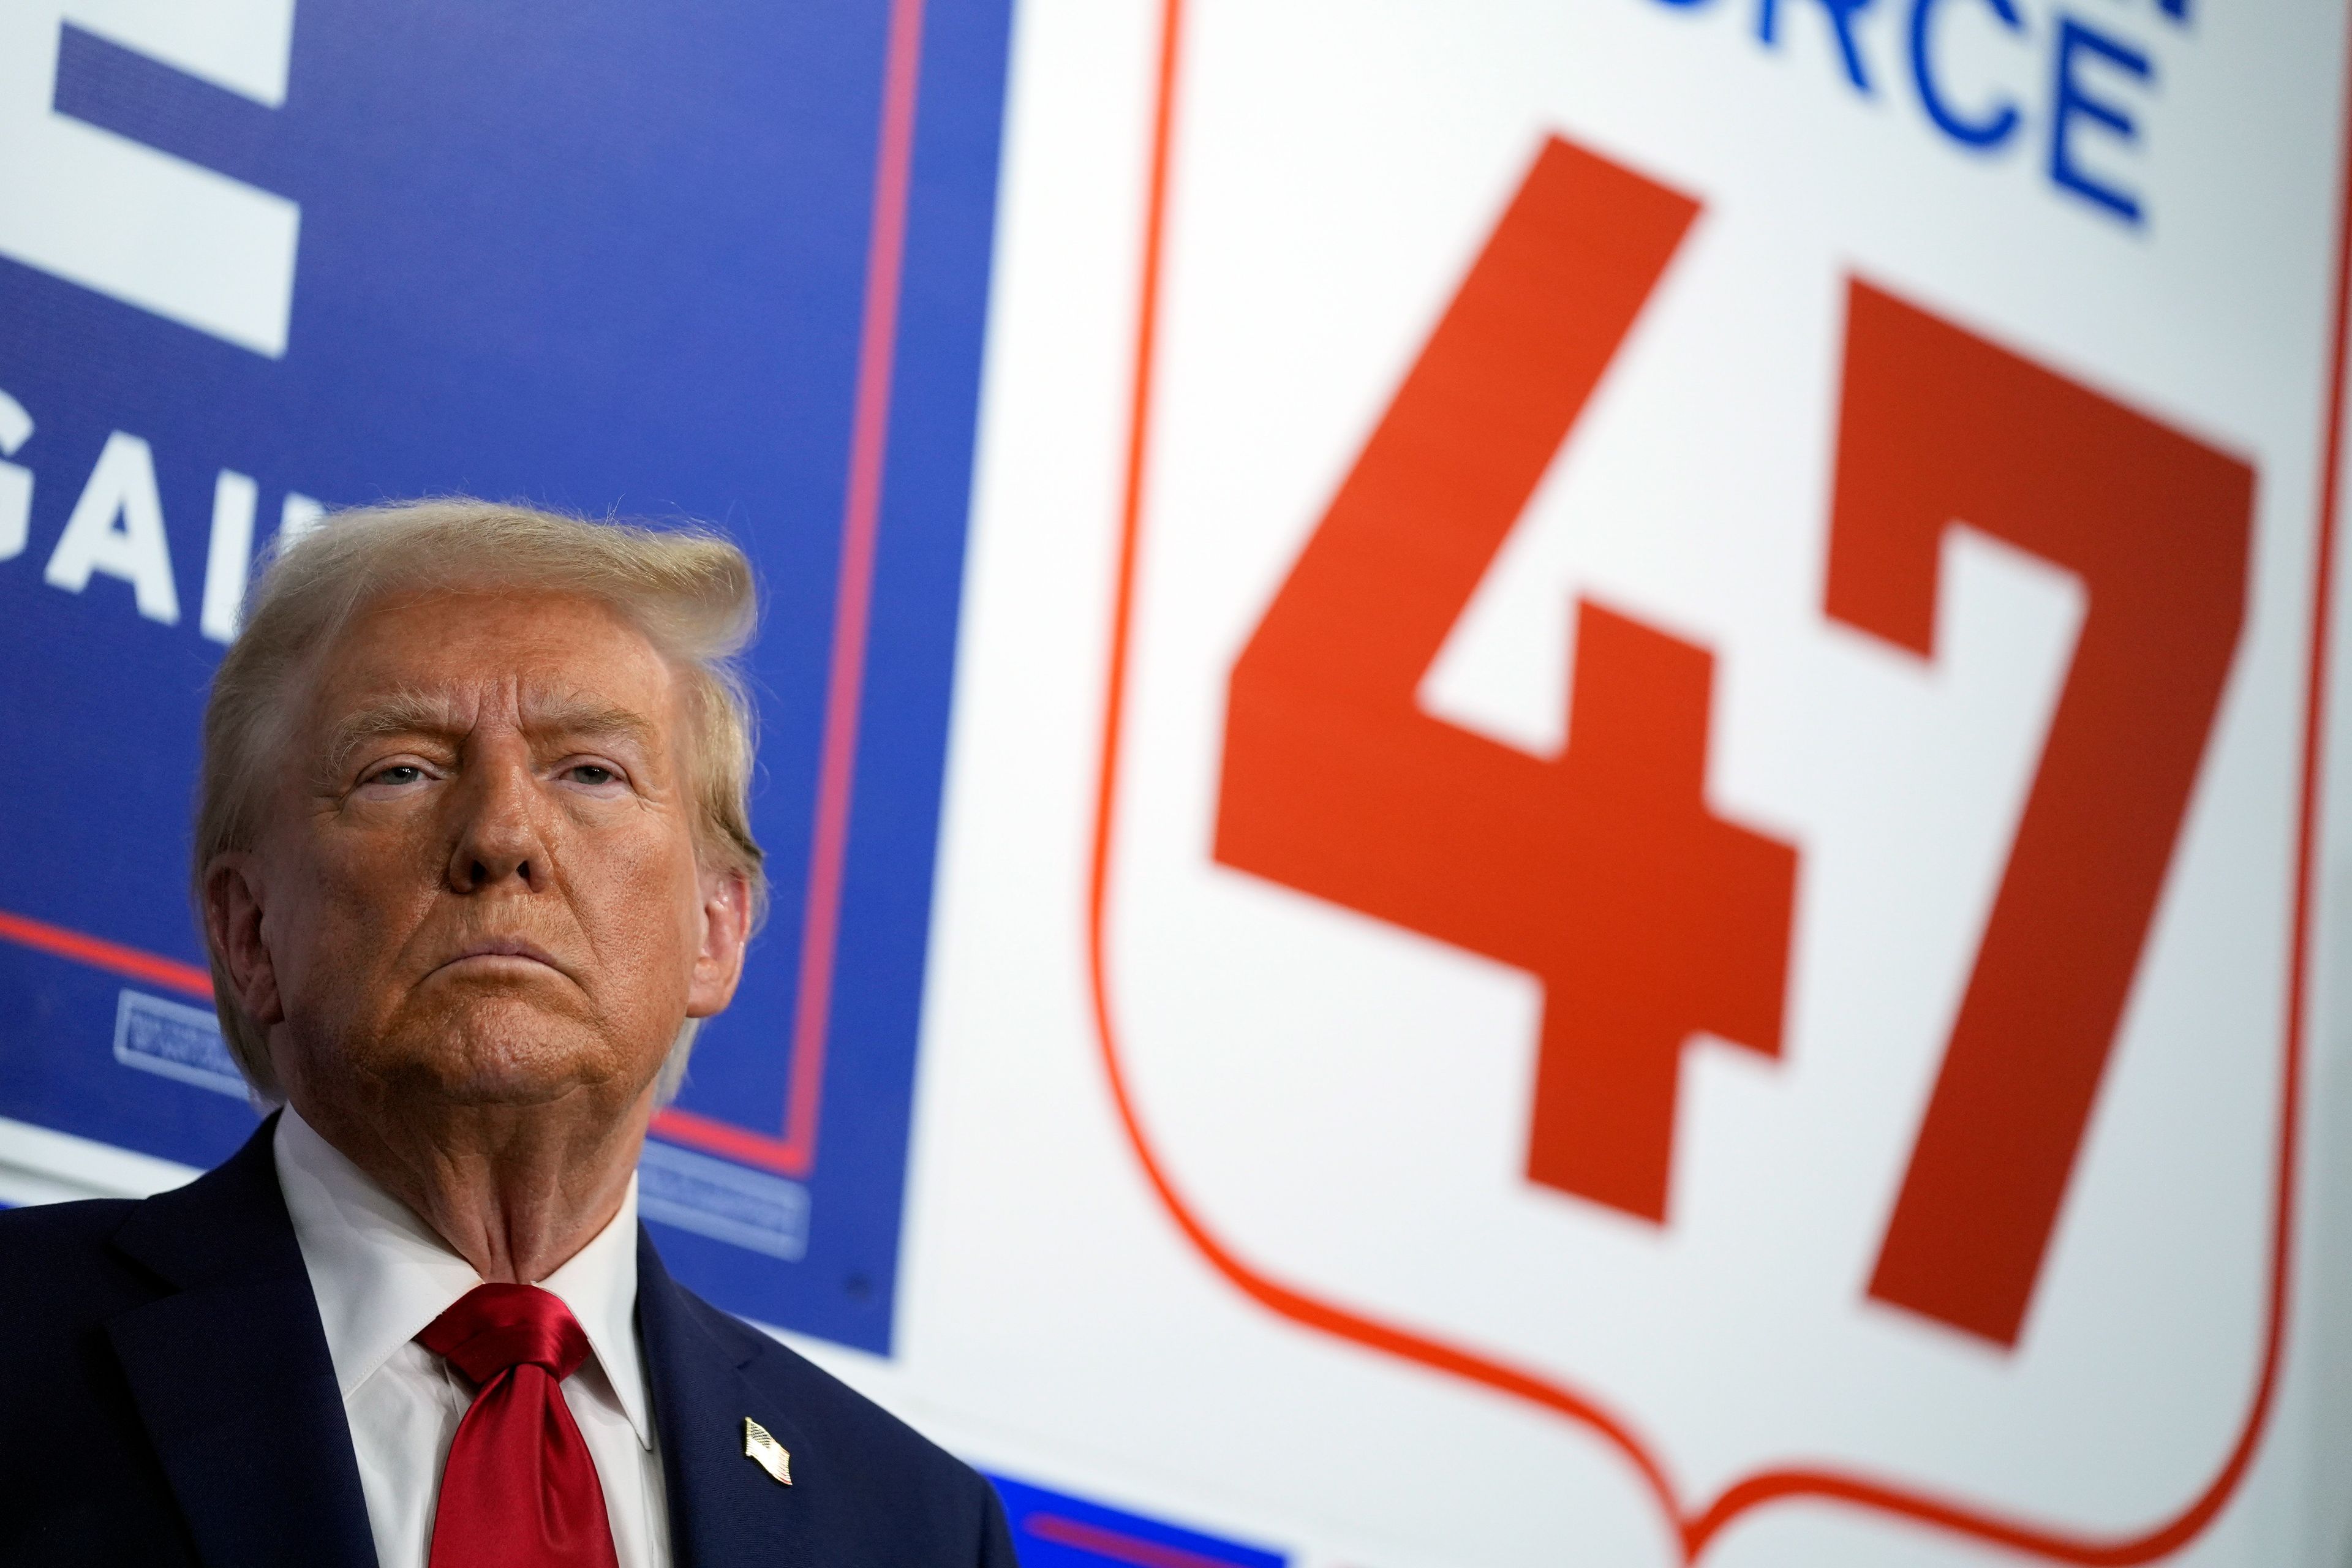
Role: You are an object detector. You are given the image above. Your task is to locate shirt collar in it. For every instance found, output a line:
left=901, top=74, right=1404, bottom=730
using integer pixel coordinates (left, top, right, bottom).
left=272, top=1105, right=654, bottom=1449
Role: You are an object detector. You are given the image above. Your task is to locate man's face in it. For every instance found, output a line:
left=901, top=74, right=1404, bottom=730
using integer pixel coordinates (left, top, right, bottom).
left=221, top=589, right=747, bottom=1118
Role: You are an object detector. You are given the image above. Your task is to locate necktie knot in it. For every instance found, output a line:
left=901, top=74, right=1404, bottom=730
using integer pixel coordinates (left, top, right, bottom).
left=417, top=1282, right=592, bottom=1386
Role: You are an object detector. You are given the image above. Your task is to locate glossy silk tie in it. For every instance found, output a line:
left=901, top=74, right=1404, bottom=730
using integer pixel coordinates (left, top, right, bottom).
left=417, top=1283, right=620, bottom=1568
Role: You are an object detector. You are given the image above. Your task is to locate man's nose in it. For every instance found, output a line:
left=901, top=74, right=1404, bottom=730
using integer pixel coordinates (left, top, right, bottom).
left=446, top=752, right=551, bottom=894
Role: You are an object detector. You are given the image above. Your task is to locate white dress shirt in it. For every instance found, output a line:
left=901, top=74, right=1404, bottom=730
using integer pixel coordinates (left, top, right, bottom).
left=273, top=1107, right=671, bottom=1568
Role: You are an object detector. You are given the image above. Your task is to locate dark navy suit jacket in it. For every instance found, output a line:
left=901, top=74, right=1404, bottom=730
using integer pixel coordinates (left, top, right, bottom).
left=0, top=1117, right=1018, bottom=1567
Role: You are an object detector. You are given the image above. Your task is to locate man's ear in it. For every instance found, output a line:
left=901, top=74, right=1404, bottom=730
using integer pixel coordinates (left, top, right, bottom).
left=203, top=852, right=285, bottom=1030
left=685, top=868, right=752, bottom=1019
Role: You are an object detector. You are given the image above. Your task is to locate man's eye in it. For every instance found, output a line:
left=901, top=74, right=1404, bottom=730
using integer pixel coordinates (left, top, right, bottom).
left=369, top=764, right=426, bottom=787
left=568, top=764, right=618, bottom=786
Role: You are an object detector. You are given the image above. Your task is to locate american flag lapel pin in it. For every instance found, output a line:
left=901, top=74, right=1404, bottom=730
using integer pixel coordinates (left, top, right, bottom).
left=742, top=1417, right=792, bottom=1486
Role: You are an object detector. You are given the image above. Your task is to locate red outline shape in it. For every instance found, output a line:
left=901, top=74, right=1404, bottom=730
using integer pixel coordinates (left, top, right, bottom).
left=650, top=0, right=930, bottom=1180
left=1083, top=0, right=2352, bottom=1559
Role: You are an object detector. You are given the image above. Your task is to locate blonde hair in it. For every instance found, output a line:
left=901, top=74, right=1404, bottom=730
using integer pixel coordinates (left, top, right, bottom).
left=194, top=498, right=766, bottom=1098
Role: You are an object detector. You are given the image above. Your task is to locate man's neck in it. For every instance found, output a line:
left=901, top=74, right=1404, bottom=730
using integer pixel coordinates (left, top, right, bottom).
left=284, top=1084, right=655, bottom=1284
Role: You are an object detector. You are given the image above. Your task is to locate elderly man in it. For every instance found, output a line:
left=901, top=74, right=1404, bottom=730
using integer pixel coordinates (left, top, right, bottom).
left=0, top=502, right=1014, bottom=1567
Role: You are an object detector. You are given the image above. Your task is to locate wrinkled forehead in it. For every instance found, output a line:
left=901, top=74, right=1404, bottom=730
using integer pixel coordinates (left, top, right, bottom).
left=294, top=588, right=685, bottom=760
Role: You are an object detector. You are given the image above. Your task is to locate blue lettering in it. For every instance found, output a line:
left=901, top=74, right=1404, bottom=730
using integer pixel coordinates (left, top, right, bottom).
left=2049, top=15, right=2151, bottom=224
left=1909, top=0, right=2023, bottom=149
left=1758, top=0, right=1879, bottom=92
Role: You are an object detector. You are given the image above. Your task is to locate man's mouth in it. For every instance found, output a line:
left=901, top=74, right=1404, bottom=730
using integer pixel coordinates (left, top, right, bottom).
left=432, top=938, right=567, bottom=978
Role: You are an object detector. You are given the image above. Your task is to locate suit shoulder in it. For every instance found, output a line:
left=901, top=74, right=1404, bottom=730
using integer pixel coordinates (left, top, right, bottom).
left=0, top=1199, right=160, bottom=1432
left=0, top=1197, right=163, bottom=1328
left=0, top=1197, right=142, bottom=1280
left=674, top=1287, right=995, bottom=1504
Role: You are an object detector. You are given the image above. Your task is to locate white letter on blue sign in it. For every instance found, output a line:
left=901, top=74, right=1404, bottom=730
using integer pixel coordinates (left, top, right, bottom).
left=0, top=391, right=33, bottom=564
left=200, top=469, right=257, bottom=643
left=46, top=431, right=180, bottom=626
left=0, top=0, right=302, bottom=356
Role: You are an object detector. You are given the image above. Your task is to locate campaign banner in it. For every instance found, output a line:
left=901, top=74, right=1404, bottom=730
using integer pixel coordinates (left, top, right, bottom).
left=851, top=0, right=2352, bottom=1562
left=0, top=0, right=1013, bottom=1353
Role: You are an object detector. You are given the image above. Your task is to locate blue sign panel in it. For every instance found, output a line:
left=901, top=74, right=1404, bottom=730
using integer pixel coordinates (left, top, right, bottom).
left=0, top=0, right=1011, bottom=1353
left=986, top=1474, right=1290, bottom=1568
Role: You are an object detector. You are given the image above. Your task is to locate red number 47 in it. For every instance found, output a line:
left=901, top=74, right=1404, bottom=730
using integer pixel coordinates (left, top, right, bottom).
left=1214, top=137, right=2252, bottom=1348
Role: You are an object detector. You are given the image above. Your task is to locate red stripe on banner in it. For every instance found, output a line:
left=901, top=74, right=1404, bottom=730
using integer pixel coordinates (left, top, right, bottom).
left=1083, top=0, right=2352, bottom=1560
left=1023, top=1513, right=1253, bottom=1568
left=650, top=0, right=929, bottom=1180
left=0, top=910, right=213, bottom=1000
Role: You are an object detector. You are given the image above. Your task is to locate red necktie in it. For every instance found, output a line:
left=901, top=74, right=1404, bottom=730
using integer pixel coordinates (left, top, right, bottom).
left=417, top=1283, right=620, bottom=1568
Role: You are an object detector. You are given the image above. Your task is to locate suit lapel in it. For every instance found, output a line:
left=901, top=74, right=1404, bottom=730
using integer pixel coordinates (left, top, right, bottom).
left=636, top=1231, right=816, bottom=1568
left=105, top=1115, right=378, bottom=1568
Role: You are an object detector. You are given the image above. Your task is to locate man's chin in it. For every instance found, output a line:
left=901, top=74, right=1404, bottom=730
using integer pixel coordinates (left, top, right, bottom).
left=360, top=1003, right=634, bottom=1107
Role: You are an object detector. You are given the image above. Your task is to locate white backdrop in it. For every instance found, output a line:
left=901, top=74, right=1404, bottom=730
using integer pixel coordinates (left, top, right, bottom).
left=792, top=1, right=2352, bottom=1565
